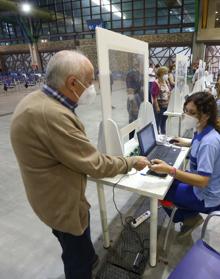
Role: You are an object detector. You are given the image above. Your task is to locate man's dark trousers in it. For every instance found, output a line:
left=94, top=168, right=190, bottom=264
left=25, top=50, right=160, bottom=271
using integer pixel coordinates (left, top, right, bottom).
left=52, top=222, right=95, bottom=279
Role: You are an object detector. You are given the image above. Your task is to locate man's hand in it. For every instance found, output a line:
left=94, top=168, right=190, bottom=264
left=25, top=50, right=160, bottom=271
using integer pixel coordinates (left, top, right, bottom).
left=149, top=159, right=172, bottom=174
left=133, top=156, right=151, bottom=171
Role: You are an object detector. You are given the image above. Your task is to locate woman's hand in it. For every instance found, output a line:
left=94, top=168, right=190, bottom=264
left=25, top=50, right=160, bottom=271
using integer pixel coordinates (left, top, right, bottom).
left=171, top=137, right=191, bottom=147
left=156, top=106, right=160, bottom=113
left=154, top=103, right=160, bottom=113
left=153, top=100, right=160, bottom=113
left=149, top=159, right=172, bottom=174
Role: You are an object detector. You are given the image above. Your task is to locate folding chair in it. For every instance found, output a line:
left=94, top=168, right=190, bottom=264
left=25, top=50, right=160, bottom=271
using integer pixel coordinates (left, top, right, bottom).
left=159, top=200, right=178, bottom=253
left=167, top=211, right=220, bottom=279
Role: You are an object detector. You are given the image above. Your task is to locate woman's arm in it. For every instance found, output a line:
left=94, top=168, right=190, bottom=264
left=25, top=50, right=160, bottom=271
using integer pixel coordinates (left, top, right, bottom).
left=153, top=98, right=160, bottom=112
left=149, top=159, right=209, bottom=188
left=171, top=137, right=192, bottom=147
left=171, top=168, right=209, bottom=188
left=168, top=73, right=175, bottom=87
left=151, top=81, right=160, bottom=112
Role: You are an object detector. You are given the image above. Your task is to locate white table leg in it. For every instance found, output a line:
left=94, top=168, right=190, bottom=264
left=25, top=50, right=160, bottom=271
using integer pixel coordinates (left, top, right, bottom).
left=150, top=198, right=158, bottom=267
left=96, top=182, right=110, bottom=248
left=178, top=116, right=181, bottom=136
left=167, top=115, right=172, bottom=136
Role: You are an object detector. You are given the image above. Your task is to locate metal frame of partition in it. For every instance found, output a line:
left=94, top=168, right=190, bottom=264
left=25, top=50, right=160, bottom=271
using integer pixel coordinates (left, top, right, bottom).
left=205, top=45, right=220, bottom=79
left=0, top=0, right=195, bottom=45
left=3, top=51, right=56, bottom=73
left=149, top=44, right=192, bottom=66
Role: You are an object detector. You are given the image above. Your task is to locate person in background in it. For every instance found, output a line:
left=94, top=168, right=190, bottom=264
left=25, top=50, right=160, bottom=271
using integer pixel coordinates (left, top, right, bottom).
left=3, top=82, right=7, bottom=91
left=10, top=50, right=149, bottom=279
left=149, top=92, right=220, bottom=238
left=148, top=63, right=156, bottom=103
left=151, top=66, right=171, bottom=134
left=126, top=62, right=144, bottom=139
left=110, top=71, right=116, bottom=109
left=204, top=67, right=212, bottom=92
left=192, top=63, right=199, bottom=88
left=192, top=62, right=199, bottom=74
left=110, top=71, right=114, bottom=92
left=168, top=64, right=175, bottom=90
left=154, top=64, right=160, bottom=77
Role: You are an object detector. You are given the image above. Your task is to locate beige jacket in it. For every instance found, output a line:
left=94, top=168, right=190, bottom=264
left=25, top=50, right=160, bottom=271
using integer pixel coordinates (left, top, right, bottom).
left=10, top=90, right=136, bottom=235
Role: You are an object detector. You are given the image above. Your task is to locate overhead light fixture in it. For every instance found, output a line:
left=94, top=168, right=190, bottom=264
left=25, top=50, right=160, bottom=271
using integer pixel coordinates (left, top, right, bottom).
left=216, top=18, right=219, bottom=21
left=92, top=0, right=126, bottom=19
left=20, top=3, right=32, bottom=13
left=216, top=11, right=219, bottom=14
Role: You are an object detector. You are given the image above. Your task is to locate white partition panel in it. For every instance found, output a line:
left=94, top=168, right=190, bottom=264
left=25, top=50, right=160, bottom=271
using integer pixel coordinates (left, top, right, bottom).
left=96, top=28, right=149, bottom=155
left=165, top=54, right=188, bottom=136
left=167, top=54, right=188, bottom=114
left=198, top=59, right=206, bottom=80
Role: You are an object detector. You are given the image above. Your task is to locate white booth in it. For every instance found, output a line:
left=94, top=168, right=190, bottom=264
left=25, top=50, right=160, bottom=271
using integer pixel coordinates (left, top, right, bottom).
left=93, top=28, right=189, bottom=268
left=96, top=27, right=157, bottom=156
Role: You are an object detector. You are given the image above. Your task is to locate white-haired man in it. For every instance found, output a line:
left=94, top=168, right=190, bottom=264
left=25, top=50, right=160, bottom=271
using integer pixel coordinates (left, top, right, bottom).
left=10, top=50, right=149, bottom=279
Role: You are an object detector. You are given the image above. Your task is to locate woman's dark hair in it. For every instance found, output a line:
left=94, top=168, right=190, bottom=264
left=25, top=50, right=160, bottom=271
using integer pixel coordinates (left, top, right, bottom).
left=184, top=92, right=220, bottom=132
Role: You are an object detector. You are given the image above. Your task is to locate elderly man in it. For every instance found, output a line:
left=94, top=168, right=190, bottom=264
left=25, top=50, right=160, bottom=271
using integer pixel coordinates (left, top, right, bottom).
left=10, top=50, right=149, bottom=279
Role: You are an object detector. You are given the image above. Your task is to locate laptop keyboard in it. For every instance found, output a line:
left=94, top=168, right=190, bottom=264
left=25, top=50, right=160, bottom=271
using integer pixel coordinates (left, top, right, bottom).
left=148, top=145, right=181, bottom=166
left=148, top=146, right=170, bottom=160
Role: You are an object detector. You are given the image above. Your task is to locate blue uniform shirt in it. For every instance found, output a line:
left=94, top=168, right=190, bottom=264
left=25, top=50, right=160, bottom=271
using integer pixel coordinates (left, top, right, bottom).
left=190, top=125, right=220, bottom=207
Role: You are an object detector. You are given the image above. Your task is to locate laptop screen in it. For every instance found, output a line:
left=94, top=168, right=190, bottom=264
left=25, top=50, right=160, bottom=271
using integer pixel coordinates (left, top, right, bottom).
left=137, top=123, right=156, bottom=156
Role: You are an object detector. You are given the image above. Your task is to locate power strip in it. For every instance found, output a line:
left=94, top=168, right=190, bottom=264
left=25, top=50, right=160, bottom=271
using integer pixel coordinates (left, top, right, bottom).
left=131, top=211, right=151, bottom=228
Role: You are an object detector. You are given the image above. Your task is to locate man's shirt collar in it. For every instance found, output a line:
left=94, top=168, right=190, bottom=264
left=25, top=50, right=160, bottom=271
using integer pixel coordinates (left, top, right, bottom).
left=42, top=84, right=78, bottom=112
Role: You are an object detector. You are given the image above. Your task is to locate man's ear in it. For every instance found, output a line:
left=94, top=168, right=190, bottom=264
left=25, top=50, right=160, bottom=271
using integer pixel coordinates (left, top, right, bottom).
left=66, top=75, right=76, bottom=91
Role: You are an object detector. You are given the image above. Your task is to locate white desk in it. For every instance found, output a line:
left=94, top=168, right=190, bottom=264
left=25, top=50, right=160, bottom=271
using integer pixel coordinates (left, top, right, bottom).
left=89, top=146, right=189, bottom=267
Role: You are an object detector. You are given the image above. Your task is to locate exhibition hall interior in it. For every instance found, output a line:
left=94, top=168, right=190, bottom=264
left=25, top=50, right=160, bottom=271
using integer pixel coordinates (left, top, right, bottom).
left=1, top=0, right=220, bottom=278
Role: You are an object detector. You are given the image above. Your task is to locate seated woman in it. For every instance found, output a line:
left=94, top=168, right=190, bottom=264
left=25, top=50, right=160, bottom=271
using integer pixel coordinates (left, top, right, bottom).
left=149, top=92, right=220, bottom=238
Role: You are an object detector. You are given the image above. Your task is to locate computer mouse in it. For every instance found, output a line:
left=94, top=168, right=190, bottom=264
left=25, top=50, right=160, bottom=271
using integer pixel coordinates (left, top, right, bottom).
left=169, top=139, right=179, bottom=144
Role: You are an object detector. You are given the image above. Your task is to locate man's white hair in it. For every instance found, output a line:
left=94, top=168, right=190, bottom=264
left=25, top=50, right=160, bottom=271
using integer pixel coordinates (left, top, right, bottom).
left=46, top=50, right=89, bottom=89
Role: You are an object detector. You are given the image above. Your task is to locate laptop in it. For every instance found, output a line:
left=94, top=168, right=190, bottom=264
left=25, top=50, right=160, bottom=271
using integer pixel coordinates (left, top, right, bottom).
left=137, top=122, right=181, bottom=168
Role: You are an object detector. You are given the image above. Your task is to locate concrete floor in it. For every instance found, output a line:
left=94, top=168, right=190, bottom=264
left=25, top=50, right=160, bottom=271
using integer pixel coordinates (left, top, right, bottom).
left=0, top=84, right=220, bottom=279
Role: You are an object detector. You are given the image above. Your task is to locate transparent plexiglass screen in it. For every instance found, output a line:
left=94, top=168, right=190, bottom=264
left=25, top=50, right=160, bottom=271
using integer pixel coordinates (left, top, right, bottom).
left=108, top=49, right=144, bottom=129
left=176, top=60, right=187, bottom=95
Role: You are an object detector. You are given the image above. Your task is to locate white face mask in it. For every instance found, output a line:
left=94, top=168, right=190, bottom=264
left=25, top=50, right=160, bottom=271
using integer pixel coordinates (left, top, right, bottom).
left=74, top=80, right=97, bottom=105
left=163, top=74, right=168, bottom=81
left=181, top=114, right=199, bottom=130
